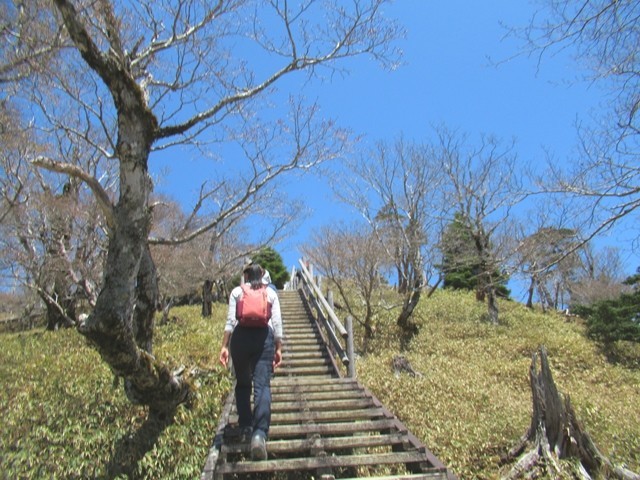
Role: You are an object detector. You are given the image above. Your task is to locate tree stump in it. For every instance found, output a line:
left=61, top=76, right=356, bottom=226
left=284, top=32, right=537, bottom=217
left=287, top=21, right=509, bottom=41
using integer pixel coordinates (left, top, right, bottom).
left=502, top=346, right=639, bottom=480
left=391, top=354, right=422, bottom=378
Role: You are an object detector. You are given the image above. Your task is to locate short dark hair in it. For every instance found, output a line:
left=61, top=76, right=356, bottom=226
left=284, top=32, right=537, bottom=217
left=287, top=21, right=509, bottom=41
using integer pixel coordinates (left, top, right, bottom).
left=243, top=263, right=263, bottom=289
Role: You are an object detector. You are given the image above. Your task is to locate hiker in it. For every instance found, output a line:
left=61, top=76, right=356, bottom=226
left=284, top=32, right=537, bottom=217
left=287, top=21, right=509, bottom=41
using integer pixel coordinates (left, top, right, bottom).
left=262, top=269, right=277, bottom=292
left=218, top=263, right=283, bottom=461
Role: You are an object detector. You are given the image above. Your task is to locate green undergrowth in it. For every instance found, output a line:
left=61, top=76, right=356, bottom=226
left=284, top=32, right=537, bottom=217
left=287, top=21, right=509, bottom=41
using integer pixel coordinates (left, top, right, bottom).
left=354, top=289, right=640, bottom=479
left=1, top=290, right=639, bottom=479
left=0, top=304, right=232, bottom=479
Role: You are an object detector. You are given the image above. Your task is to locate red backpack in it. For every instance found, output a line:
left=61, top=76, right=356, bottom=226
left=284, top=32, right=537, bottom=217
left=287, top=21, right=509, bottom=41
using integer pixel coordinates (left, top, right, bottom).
left=235, top=284, right=272, bottom=327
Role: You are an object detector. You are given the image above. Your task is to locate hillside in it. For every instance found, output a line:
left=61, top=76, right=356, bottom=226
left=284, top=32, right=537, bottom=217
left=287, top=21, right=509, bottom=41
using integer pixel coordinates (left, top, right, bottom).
left=356, top=289, right=640, bottom=479
left=0, top=289, right=638, bottom=479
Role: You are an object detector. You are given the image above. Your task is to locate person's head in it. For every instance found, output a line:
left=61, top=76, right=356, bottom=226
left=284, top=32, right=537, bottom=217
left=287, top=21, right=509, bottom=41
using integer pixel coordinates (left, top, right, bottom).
left=243, top=263, right=264, bottom=289
left=262, top=270, right=272, bottom=286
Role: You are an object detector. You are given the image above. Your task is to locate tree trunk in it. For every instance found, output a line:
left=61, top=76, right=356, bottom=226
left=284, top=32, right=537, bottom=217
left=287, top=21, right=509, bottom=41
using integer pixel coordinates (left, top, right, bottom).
left=76, top=102, right=191, bottom=414
left=396, top=282, right=421, bottom=346
left=425, top=275, right=442, bottom=298
left=486, top=286, right=499, bottom=324
left=525, top=276, right=535, bottom=309
left=501, top=346, right=640, bottom=480
left=397, top=265, right=408, bottom=294
left=133, top=246, right=159, bottom=354
left=44, top=293, right=75, bottom=330
left=202, top=279, right=213, bottom=317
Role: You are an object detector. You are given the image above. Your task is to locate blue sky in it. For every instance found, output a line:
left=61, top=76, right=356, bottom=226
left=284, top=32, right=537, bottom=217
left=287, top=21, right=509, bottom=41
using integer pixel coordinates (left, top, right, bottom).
left=152, top=2, right=632, bottom=298
left=274, top=2, right=604, bottom=268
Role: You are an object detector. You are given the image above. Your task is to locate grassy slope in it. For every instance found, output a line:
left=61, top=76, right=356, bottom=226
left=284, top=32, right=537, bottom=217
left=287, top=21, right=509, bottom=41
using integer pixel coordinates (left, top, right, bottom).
left=0, top=290, right=638, bottom=479
left=356, top=289, right=640, bottom=479
left=0, top=304, right=232, bottom=479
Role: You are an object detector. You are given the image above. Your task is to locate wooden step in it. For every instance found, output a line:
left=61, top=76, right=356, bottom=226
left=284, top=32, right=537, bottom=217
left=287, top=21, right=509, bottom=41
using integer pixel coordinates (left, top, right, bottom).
left=271, top=376, right=359, bottom=389
left=268, top=418, right=398, bottom=438
left=272, top=389, right=365, bottom=402
left=215, top=451, right=447, bottom=476
left=270, top=397, right=376, bottom=413
left=222, top=432, right=408, bottom=455
left=201, top=288, right=457, bottom=480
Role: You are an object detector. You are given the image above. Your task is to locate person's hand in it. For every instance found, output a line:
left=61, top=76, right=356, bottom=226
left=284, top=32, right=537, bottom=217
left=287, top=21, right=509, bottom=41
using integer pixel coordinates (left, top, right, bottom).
left=219, top=346, right=229, bottom=367
left=272, top=348, right=282, bottom=370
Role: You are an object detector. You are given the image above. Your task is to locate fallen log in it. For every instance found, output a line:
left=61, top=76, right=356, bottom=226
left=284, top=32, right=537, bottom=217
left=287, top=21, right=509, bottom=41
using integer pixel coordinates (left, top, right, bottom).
left=501, top=345, right=639, bottom=480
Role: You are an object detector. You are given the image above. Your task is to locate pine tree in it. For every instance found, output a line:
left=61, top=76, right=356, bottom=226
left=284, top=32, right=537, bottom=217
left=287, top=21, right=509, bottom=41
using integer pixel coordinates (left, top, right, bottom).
left=439, top=212, right=510, bottom=298
left=573, top=269, right=640, bottom=345
left=251, top=247, right=290, bottom=290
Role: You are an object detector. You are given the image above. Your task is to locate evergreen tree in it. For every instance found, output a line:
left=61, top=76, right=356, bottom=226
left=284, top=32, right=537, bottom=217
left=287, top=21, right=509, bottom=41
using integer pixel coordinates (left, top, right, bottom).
left=573, top=269, right=640, bottom=344
left=251, top=247, right=290, bottom=290
left=439, top=212, right=510, bottom=297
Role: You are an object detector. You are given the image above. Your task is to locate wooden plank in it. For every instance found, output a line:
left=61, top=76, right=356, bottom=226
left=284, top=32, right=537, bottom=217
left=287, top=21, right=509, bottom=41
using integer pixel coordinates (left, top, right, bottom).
left=276, top=372, right=335, bottom=379
left=228, top=408, right=387, bottom=426
left=283, top=334, right=320, bottom=340
left=222, top=433, right=409, bottom=455
left=279, top=359, right=332, bottom=368
left=278, top=364, right=333, bottom=372
left=271, top=397, right=374, bottom=412
left=282, top=330, right=319, bottom=336
left=281, top=351, right=328, bottom=359
left=215, top=451, right=444, bottom=474
left=279, top=362, right=332, bottom=371
left=283, top=349, right=325, bottom=355
left=283, top=343, right=326, bottom=351
left=277, top=366, right=333, bottom=375
left=272, top=389, right=364, bottom=402
left=283, top=339, right=323, bottom=347
left=338, top=475, right=451, bottom=480
left=268, top=419, right=397, bottom=438
left=271, top=383, right=354, bottom=394
left=272, top=376, right=358, bottom=387
left=284, top=330, right=320, bottom=337
left=272, top=383, right=361, bottom=394
left=272, top=407, right=386, bottom=423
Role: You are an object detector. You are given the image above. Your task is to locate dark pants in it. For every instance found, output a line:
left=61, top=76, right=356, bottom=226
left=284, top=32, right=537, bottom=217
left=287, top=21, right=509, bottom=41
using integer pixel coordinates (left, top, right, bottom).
left=230, top=326, right=274, bottom=438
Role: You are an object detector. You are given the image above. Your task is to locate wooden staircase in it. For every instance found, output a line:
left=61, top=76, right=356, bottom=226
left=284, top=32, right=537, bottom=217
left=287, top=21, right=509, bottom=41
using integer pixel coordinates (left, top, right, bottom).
left=202, top=289, right=457, bottom=479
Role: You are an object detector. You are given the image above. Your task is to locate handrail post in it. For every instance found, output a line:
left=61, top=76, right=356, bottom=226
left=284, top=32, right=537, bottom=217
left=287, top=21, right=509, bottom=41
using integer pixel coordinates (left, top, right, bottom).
left=346, top=316, right=355, bottom=378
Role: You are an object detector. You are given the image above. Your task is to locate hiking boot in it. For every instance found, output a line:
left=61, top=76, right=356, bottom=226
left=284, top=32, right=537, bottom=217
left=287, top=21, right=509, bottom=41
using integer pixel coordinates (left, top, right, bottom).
left=239, top=426, right=253, bottom=445
left=250, top=432, right=267, bottom=461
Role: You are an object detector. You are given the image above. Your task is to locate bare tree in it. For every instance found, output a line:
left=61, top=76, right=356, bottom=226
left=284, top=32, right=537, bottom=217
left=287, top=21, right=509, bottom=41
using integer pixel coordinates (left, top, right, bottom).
left=516, top=227, right=582, bottom=311
left=2, top=0, right=402, bottom=416
left=567, top=245, right=632, bottom=307
left=438, top=128, right=525, bottom=324
left=339, top=138, right=445, bottom=338
left=517, top=1, right=640, bottom=252
left=149, top=197, right=254, bottom=307
left=0, top=100, right=29, bottom=226
left=0, top=97, right=109, bottom=326
left=302, top=223, right=392, bottom=351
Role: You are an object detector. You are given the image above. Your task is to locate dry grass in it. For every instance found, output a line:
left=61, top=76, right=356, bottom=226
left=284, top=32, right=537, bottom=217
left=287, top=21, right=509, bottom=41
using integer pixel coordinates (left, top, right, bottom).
left=1, top=288, right=638, bottom=479
left=355, top=289, right=640, bottom=479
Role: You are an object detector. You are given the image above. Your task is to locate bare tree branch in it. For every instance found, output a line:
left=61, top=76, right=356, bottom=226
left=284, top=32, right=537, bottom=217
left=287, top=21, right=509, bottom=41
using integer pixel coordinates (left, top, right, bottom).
left=31, top=156, right=115, bottom=228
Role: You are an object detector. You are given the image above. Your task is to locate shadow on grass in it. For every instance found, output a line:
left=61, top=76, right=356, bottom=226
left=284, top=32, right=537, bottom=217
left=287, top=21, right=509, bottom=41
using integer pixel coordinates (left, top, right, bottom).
left=104, top=409, right=175, bottom=479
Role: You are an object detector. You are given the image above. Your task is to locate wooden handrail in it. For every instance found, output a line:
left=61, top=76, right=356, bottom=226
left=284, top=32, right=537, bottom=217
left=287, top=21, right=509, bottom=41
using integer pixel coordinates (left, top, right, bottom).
left=298, top=260, right=348, bottom=338
left=290, top=259, right=354, bottom=376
